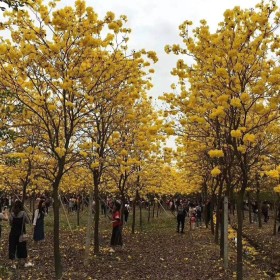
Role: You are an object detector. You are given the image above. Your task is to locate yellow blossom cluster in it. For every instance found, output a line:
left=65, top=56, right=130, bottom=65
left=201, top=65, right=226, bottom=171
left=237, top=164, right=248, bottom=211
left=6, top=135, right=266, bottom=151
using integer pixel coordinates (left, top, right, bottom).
left=211, top=167, right=221, bottom=177
left=208, top=149, right=224, bottom=158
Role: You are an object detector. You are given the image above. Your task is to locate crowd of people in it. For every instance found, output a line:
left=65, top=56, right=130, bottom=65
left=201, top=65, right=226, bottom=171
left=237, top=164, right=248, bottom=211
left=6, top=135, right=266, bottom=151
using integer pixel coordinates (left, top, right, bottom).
left=0, top=193, right=279, bottom=270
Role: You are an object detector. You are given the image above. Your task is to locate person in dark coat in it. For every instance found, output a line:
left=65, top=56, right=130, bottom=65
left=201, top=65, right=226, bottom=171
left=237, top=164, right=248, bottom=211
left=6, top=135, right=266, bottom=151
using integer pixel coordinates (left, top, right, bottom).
left=177, top=203, right=187, bottom=233
left=33, top=199, right=46, bottom=242
left=9, top=200, right=33, bottom=268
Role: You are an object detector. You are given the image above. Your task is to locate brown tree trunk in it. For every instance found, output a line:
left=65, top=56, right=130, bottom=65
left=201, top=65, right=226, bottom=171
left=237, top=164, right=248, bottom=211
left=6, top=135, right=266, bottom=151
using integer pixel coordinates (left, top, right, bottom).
left=236, top=190, right=245, bottom=280
left=220, top=197, right=224, bottom=258
left=148, top=201, right=151, bottom=223
left=77, top=204, right=80, bottom=226
left=93, top=170, right=100, bottom=254
left=139, top=199, right=143, bottom=230
left=256, top=189, right=262, bottom=228
left=248, top=192, right=252, bottom=224
left=53, top=185, right=62, bottom=279
left=131, top=191, right=137, bottom=234
left=210, top=196, right=215, bottom=235
left=215, top=187, right=223, bottom=244
left=273, top=196, right=279, bottom=235
left=84, top=189, right=94, bottom=265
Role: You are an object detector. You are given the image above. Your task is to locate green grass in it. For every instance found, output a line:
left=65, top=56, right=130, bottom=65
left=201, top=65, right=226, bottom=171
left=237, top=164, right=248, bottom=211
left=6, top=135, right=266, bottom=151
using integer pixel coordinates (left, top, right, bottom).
left=44, top=205, right=177, bottom=234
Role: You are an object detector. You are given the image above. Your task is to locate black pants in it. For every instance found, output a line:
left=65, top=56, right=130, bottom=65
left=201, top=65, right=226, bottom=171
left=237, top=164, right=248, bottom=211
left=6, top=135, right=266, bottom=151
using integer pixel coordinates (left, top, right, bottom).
left=177, top=216, right=185, bottom=233
left=9, top=233, right=27, bottom=259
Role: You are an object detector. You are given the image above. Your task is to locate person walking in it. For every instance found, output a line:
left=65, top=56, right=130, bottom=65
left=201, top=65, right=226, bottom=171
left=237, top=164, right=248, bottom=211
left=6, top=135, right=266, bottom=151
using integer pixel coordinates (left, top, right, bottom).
left=9, top=200, right=33, bottom=268
left=123, top=203, right=129, bottom=223
left=177, top=203, right=187, bottom=233
left=33, top=199, right=47, bottom=243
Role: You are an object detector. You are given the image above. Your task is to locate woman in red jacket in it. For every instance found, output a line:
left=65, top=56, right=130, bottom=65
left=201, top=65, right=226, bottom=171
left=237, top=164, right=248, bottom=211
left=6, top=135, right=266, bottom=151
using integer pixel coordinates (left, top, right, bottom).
left=110, top=202, right=123, bottom=248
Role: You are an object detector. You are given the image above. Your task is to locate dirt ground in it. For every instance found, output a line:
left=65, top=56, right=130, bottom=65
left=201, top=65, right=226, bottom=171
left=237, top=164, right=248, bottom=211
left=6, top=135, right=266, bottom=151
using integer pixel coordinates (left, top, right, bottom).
left=0, top=211, right=274, bottom=280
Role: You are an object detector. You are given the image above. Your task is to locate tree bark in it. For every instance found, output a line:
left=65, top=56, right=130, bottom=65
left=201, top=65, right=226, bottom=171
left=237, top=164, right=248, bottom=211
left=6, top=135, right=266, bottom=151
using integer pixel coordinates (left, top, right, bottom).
left=84, top=189, right=94, bottom=265
left=93, top=170, right=100, bottom=254
left=220, top=197, right=224, bottom=257
left=248, top=192, right=252, bottom=224
left=236, top=190, right=245, bottom=280
left=131, top=191, right=137, bottom=234
left=53, top=185, right=62, bottom=279
left=139, top=199, right=143, bottom=230
left=256, top=189, right=262, bottom=228
left=148, top=201, right=151, bottom=223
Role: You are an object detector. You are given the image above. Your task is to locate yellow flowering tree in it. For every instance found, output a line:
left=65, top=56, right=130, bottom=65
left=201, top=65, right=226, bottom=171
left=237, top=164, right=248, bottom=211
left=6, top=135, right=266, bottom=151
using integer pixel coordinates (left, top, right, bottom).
left=0, top=0, right=157, bottom=277
left=163, top=1, right=280, bottom=278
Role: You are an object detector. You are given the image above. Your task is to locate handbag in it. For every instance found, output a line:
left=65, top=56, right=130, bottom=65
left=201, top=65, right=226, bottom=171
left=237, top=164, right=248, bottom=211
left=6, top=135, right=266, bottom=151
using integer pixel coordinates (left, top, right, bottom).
left=19, top=214, right=28, bottom=243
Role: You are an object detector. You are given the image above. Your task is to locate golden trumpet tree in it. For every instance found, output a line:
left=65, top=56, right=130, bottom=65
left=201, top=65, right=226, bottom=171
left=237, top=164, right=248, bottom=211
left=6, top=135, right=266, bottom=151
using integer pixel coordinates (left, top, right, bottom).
left=163, top=1, right=280, bottom=278
left=107, top=95, right=162, bottom=202
left=0, top=0, right=157, bottom=277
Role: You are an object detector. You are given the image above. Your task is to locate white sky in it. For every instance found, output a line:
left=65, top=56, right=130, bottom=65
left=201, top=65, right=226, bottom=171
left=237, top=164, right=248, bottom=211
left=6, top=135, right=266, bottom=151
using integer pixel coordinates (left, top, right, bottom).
left=60, top=0, right=263, bottom=103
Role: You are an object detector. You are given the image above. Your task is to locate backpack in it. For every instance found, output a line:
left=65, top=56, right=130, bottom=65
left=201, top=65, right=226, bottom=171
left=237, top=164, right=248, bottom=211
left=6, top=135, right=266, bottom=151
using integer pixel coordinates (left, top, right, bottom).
left=177, top=205, right=184, bottom=215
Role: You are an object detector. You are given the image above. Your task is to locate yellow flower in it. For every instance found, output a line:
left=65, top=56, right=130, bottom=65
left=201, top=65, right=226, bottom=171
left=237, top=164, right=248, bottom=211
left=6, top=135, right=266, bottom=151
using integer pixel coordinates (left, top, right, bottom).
left=243, top=134, right=256, bottom=143
left=208, top=149, right=224, bottom=158
left=216, top=68, right=228, bottom=78
left=79, top=151, right=88, bottom=157
left=237, top=145, right=246, bottom=154
left=55, top=147, right=66, bottom=157
left=230, top=98, right=242, bottom=108
left=211, top=167, right=221, bottom=177
left=231, top=130, right=242, bottom=138
left=210, top=106, right=225, bottom=119
left=266, top=170, right=279, bottom=179
left=90, top=162, right=99, bottom=169
left=240, top=92, right=250, bottom=103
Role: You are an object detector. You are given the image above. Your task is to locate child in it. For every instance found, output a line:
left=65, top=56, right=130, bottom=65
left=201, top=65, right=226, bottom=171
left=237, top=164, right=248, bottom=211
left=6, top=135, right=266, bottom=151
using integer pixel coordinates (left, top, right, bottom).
left=190, top=213, right=196, bottom=230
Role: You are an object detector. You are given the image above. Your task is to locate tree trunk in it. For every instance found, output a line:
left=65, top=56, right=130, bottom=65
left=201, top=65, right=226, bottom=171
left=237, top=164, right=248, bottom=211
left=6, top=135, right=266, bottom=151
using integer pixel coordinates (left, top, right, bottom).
left=215, top=189, right=223, bottom=244
left=248, top=192, right=252, bottom=224
left=210, top=196, right=215, bottom=235
left=77, top=204, right=80, bottom=226
left=84, top=190, right=94, bottom=265
left=156, top=201, right=159, bottom=217
left=131, top=191, right=137, bottom=234
left=223, top=196, right=228, bottom=269
left=152, top=201, right=155, bottom=218
left=273, top=196, right=279, bottom=236
left=236, top=191, right=245, bottom=280
left=93, top=171, right=100, bottom=254
left=22, top=183, right=28, bottom=207
left=139, top=199, right=143, bottom=230
left=148, top=202, right=151, bottom=223
left=53, top=186, right=62, bottom=279
left=256, top=189, right=262, bottom=228
left=220, top=197, right=224, bottom=258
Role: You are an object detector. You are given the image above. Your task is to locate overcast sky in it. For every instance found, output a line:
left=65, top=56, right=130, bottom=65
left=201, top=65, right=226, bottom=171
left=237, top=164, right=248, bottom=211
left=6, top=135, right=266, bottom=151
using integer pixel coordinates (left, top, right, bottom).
left=61, top=0, right=262, bottom=103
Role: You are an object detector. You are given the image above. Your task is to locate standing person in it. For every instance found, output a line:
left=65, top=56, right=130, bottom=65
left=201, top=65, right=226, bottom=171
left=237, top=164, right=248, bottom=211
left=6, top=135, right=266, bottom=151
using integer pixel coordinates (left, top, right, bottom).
left=252, top=201, right=258, bottom=223
left=110, top=202, right=123, bottom=249
left=190, top=213, right=196, bottom=230
left=9, top=200, right=33, bottom=268
left=0, top=207, right=8, bottom=239
left=33, top=200, right=47, bottom=243
left=123, top=203, right=129, bottom=223
left=177, top=203, right=187, bottom=233
left=262, top=201, right=269, bottom=223
left=195, top=204, right=202, bottom=228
